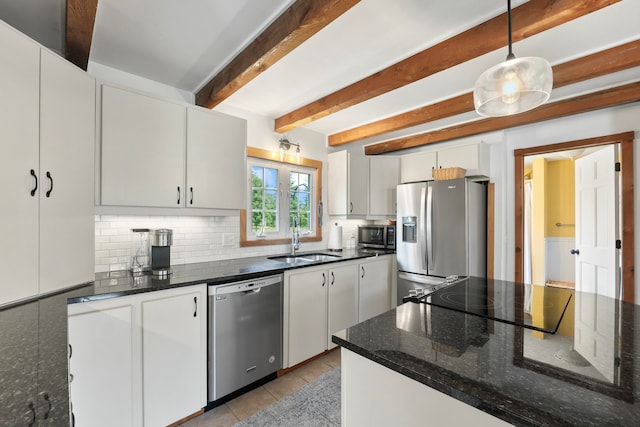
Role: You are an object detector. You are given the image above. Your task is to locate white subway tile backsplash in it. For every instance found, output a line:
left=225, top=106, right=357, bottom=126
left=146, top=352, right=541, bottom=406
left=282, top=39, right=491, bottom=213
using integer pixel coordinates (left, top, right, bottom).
left=94, top=215, right=367, bottom=273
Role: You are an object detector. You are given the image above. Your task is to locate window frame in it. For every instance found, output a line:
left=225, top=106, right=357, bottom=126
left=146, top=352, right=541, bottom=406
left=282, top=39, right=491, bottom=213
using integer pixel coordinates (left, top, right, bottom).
left=240, top=147, right=323, bottom=247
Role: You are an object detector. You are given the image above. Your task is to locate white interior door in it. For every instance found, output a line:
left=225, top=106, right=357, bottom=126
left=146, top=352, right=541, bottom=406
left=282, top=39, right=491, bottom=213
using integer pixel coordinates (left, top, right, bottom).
left=573, top=144, right=619, bottom=382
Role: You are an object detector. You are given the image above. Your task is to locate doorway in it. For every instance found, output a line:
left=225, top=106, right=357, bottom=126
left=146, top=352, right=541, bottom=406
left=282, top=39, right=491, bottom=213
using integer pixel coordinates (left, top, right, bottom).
left=514, top=131, right=635, bottom=303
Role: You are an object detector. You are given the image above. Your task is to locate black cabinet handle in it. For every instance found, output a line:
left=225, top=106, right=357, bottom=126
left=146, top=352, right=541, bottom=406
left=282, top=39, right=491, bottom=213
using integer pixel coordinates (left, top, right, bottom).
left=46, top=172, right=53, bottom=197
left=349, top=202, right=353, bottom=213
left=322, top=272, right=326, bottom=287
left=69, top=344, right=72, bottom=359
left=177, top=186, right=181, bottom=204
left=190, top=187, right=194, bottom=205
left=570, top=249, right=580, bottom=255
left=361, top=266, right=365, bottom=279
left=331, top=271, right=335, bottom=285
left=30, top=169, right=38, bottom=196
left=43, top=393, right=51, bottom=420
left=28, top=401, right=35, bottom=426
left=193, top=296, right=197, bottom=317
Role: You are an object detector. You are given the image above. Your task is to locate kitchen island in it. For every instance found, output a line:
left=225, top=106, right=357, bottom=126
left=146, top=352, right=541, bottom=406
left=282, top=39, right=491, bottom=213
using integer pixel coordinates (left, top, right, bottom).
left=333, top=277, right=639, bottom=426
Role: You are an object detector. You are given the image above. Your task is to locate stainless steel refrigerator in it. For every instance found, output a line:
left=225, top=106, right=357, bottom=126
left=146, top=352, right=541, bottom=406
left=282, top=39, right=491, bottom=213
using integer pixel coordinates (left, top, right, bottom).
left=396, top=178, right=486, bottom=304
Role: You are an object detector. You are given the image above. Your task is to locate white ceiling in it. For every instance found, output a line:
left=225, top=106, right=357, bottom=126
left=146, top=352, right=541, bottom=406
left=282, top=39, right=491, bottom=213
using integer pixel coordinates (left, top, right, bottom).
left=3, top=0, right=639, bottom=142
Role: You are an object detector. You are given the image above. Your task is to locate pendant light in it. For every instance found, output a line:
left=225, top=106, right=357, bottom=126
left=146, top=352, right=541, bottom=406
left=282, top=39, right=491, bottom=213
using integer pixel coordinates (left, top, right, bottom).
left=473, top=0, right=553, bottom=117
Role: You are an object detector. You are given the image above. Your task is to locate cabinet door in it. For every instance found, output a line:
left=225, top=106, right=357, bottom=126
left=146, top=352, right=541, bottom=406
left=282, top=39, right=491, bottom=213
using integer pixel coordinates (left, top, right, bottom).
left=287, top=269, right=328, bottom=366
left=101, top=85, right=186, bottom=207
left=68, top=303, right=135, bottom=427
left=141, top=286, right=206, bottom=427
left=437, top=143, right=489, bottom=176
left=39, top=49, right=95, bottom=295
left=328, top=151, right=347, bottom=215
left=401, top=151, right=437, bottom=183
left=369, top=156, right=399, bottom=216
left=0, top=22, right=40, bottom=304
left=359, top=257, right=392, bottom=322
left=186, top=108, right=246, bottom=209
left=328, top=263, right=359, bottom=349
left=348, top=152, right=368, bottom=216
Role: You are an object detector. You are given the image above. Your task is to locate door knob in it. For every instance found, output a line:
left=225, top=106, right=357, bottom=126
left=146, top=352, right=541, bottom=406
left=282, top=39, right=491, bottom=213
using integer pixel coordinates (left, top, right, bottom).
left=570, top=249, right=580, bottom=255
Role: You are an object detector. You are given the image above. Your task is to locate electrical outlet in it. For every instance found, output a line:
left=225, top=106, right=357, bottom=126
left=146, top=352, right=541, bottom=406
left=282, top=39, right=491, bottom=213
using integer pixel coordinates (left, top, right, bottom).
left=110, top=263, right=126, bottom=272
left=222, top=233, right=235, bottom=247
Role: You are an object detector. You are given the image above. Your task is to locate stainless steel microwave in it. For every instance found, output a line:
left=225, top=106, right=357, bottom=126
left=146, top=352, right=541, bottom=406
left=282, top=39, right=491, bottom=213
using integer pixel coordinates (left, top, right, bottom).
left=357, top=225, right=395, bottom=250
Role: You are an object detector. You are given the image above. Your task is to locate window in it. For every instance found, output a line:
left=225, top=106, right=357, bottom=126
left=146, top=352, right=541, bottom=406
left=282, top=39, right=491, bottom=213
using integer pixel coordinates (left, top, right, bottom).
left=251, top=165, right=279, bottom=233
left=241, top=147, right=322, bottom=246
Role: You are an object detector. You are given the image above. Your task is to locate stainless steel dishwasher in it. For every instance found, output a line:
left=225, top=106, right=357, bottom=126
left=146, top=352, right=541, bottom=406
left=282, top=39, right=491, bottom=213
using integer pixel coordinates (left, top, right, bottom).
left=208, top=274, right=283, bottom=402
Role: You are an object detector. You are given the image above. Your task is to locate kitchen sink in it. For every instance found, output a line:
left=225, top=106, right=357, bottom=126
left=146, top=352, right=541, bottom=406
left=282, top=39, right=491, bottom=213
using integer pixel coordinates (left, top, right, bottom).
left=268, top=252, right=342, bottom=264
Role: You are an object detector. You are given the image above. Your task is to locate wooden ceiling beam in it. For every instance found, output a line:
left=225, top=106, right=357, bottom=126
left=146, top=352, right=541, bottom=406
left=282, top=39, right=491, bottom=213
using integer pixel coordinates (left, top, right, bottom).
left=330, top=39, right=640, bottom=146
left=65, top=0, right=99, bottom=70
left=195, top=0, right=360, bottom=109
left=363, top=82, right=640, bottom=155
left=275, top=0, right=619, bottom=133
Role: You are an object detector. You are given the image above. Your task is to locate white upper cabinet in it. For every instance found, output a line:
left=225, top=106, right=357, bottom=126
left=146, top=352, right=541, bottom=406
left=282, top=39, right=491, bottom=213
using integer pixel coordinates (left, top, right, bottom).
left=0, top=22, right=41, bottom=303
left=39, top=49, right=96, bottom=295
left=400, top=142, right=490, bottom=183
left=101, top=85, right=186, bottom=208
left=437, top=143, right=490, bottom=176
left=369, top=156, right=399, bottom=217
left=329, top=151, right=397, bottom=218
left=99, top=85, right=247, bottom=211
left=0, top=21, right=95, bottom=305
left=401, top=151, right=437, bottom=183
left=186, top=107, right=246, bottom=209
left=328, top=150, right=368, bottom=217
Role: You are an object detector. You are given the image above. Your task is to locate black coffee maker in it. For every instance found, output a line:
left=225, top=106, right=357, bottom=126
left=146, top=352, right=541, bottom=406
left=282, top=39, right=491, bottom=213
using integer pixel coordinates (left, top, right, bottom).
left=150, top=229, right=173, bottom=278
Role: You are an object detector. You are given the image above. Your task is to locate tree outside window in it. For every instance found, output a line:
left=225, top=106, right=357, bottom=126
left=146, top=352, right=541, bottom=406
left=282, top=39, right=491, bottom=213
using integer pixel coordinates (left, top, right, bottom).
left=251, top=166, right=278, bottom=233
left=290, top=172, right=311, bottom=232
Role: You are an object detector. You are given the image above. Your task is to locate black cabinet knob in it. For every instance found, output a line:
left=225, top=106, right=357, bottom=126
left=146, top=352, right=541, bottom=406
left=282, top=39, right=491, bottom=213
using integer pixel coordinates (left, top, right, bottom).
left=570, top=249, right=580, bottom=255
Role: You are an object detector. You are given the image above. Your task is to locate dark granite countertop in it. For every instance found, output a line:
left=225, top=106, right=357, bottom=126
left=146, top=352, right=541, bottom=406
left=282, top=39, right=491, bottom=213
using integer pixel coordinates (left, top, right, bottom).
left=69, top=248, right=395, bottom=304
left=0, top=248, right=393, bottom=425
left=332, top=277, right=639, bottom=426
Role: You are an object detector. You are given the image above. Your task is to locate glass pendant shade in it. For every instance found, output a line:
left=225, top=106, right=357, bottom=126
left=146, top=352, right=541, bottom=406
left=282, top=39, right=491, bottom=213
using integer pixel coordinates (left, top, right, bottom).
left=474, top=56, right=553, bottom=117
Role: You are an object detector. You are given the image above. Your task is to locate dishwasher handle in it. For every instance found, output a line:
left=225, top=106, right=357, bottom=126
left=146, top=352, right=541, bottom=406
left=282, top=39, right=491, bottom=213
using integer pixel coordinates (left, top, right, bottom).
left=209, top=274, right=283, bottom=296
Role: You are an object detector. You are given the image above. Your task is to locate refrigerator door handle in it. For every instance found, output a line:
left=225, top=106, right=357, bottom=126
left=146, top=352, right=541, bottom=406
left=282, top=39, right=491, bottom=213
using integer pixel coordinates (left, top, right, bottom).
left=426, top=184, right=434, bottom=269
left=419, top=186, right=428, bottom=271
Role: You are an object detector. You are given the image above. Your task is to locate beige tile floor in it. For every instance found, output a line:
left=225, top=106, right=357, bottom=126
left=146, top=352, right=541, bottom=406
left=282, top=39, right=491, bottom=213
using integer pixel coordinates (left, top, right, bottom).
left=180, top=349, right=341, bottom=427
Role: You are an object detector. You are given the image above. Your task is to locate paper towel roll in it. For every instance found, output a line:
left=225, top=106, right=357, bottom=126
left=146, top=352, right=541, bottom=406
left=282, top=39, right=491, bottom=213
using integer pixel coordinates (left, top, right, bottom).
left=328, top=223, right=343, bottom=251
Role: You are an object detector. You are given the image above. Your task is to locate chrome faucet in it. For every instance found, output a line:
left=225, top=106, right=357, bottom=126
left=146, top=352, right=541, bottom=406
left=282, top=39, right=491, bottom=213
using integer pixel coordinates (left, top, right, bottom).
left=291, top=215, right=300, bottom=255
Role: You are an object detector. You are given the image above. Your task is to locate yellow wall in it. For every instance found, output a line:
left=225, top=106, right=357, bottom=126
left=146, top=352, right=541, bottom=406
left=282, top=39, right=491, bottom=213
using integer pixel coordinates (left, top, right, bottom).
left=531, top=158, right=546, bottom=287
left=528, top=159, right=576, bottom=339
left=546, top=160, right=575, bottom=238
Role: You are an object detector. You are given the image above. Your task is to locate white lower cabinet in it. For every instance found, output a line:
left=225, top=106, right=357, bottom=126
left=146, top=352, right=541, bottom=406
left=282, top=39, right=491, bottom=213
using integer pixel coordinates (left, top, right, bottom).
left=327, top=263, right=359, bottom=350
left=142, top=290, right=206, bottom=427
left=285, top=256, right=391, bottom=367
left=286, top=266, right=328, bottom=367
left=68, top=285, right=206, bottom=427
left=68, top=302, right=135, bottom=427
left=358, top=257, right=392, bottom=322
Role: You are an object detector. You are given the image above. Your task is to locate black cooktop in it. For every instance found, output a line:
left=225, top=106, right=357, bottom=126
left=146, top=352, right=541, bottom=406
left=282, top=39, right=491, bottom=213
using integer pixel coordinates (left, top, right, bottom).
left=412, top=276, right=573, bottom=334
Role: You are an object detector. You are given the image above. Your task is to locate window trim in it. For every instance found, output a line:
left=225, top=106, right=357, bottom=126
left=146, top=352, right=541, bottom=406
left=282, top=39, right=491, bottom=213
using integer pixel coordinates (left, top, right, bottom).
left=240, top=147, right=323, bottom=247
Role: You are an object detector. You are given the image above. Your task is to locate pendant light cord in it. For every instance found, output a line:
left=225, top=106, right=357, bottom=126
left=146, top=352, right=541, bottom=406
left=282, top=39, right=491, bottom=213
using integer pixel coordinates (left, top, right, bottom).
left=506, top=0, right=515, bottom=60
